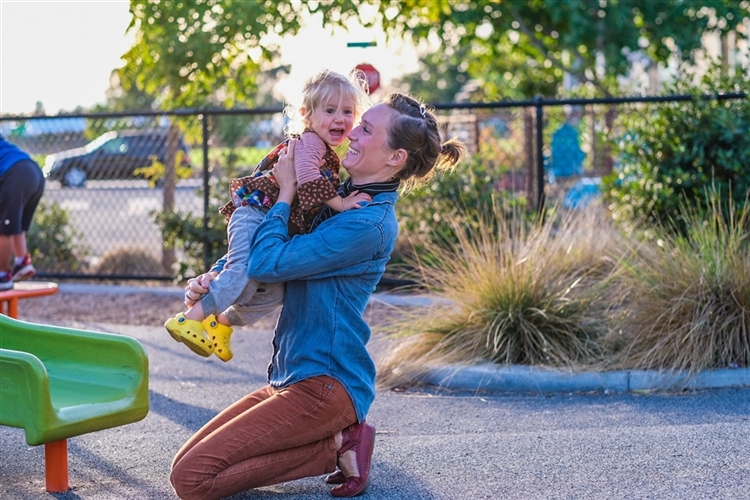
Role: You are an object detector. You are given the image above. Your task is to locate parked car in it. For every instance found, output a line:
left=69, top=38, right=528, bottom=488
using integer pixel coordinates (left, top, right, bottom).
left=43, top=129, right=192, bottom=187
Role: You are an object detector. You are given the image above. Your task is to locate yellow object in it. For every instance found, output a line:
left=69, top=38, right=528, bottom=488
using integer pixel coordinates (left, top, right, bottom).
left=165, top=313, right=214, bottom=357
left=203, top=315, right=234, bottom=362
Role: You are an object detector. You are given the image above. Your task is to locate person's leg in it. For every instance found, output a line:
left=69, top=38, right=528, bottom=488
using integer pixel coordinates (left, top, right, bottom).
left=2, top=159, right=44, bottom=281
left=170, top=375, right=358, bottom=500
left=11, top=233, right=27, bottom=258
left=224, top=281, right=285, bottom=327
left=197, top=205, right=268, bottom=321
left=166, top=206, right=270, bottom=358
left=0, top=159, right=41, bottom=275
left=0, top=235, right=12, bottom=270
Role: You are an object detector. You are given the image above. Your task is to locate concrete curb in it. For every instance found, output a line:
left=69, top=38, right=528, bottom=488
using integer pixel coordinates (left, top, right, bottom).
left=55, top=283, right=750, bottom=394
left=424, top=363, right=750, bottom=394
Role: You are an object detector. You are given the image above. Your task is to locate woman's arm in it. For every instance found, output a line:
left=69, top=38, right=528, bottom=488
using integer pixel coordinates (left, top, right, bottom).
left=248, top=140, right=392, bottom=282
left=249, top=209, right=387, bottom=282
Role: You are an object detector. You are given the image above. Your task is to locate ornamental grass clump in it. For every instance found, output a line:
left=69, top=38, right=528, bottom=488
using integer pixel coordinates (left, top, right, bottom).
left=377, top=204, right=625, bottom=388
left=608, top=196, right=750, bottom=374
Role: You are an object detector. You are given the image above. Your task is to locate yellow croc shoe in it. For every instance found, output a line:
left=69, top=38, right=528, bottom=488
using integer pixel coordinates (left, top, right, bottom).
left=203, top=315, right=234, bottom=362
left=165, top=313, right=215, bottom=357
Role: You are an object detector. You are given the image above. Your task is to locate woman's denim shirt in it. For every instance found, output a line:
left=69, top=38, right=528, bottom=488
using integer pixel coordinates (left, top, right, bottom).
left=247, top=191, right=399, bottom=422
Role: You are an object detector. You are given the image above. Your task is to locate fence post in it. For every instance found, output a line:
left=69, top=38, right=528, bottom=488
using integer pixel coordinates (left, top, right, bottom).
left=534, top=95, right=546, bottom=212
left=201, top=114, right=211, bottom=271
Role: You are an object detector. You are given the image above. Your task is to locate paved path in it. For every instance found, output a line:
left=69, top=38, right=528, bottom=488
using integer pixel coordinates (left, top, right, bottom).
left=2, top=320, right=749, bottom=499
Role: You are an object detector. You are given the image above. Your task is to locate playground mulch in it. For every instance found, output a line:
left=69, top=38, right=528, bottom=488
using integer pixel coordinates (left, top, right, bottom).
left=16, top=284, right=396, bottom=329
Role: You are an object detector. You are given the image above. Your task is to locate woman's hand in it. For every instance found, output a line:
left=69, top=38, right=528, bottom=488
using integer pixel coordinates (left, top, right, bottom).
left=184, top=272, right=217, bottom=307
left=275, top=139, right=298, bottom=205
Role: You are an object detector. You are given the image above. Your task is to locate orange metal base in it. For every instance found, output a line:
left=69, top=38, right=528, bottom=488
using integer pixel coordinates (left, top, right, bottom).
left=0, top=282, right=58, bottom=319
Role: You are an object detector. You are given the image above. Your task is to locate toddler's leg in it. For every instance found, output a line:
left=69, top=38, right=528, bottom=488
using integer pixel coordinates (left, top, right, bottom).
left=184, top=299, right=206, bottom=321
left=201, top=206, right=269, bottom=318
left=164, top=206, right=267, bottom=359
left=224, top=281, right=285, bottom=327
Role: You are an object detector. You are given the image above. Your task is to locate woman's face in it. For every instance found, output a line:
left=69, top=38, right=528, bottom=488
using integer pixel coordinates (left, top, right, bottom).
left=342, top=103, right=400, bottom=183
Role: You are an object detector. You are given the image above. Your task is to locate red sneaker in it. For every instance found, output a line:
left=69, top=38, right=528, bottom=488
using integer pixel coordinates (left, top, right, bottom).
left=11, top=254, right=35, bottom=282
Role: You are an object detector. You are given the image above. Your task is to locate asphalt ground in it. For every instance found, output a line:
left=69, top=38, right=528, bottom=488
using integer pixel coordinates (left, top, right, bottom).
left=0, top=285, right=750, bottom=500
left=2, top=307, right=750, bottom=500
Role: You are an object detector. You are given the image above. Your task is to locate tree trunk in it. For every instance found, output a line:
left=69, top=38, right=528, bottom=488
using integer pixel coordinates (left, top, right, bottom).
left=162, top=123, right=178, bottom=274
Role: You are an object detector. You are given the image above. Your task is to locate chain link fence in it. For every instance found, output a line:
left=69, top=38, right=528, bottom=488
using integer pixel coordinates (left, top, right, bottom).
left=1, top=93, right=743, bottom=282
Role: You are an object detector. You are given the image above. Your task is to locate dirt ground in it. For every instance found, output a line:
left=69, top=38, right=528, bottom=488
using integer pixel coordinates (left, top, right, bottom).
left=15, top=285, right=394, bottom=329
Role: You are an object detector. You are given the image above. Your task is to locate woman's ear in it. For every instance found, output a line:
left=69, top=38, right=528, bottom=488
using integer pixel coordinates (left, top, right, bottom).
left=387, top=148, right=408, bottom=170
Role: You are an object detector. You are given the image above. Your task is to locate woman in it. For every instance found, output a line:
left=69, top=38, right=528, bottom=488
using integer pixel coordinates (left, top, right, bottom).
left=170, top=93, right=464, bottom=499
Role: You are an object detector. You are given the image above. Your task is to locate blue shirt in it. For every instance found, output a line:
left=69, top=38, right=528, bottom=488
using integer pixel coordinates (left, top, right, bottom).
left=247, top=191, right=399, bottom=421
left=0, top=137, right=32, bottom=176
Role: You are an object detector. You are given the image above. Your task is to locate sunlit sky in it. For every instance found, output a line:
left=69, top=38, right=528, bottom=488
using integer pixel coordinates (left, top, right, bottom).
left=0, top=0, right=421, bottom=116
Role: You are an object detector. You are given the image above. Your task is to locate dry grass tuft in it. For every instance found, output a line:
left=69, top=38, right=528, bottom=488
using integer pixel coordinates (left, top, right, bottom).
left=377, top=204, right=626, bottom=389
left=95, top=247, right=165, bottom=276
left=607, top=198, right=750, bottom=374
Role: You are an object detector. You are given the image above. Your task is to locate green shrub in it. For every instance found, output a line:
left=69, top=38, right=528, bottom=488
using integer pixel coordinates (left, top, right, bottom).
left=602, top=62, right=750, bottom=233
left=395, top=152, right=530, bottom=265
left=154, top=206, right=228, bottom=283
left=27, top=200, right=87, bottom=273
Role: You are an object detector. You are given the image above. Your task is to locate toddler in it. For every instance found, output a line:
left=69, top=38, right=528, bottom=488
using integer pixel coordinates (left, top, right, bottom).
left=165, top=69, right=371, bottom=361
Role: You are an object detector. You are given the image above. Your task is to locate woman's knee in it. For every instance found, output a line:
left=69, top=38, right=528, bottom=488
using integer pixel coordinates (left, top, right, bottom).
left=170, top=459, right=209, bottom=500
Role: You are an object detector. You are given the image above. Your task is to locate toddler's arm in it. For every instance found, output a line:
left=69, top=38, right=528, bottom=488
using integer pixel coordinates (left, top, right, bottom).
left=294, top=133, right=339, bottom=210
left=324, top=191, right=372, bottom=212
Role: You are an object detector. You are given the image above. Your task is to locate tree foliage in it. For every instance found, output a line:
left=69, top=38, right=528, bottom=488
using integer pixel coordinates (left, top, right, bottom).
left=119, top=0, right=302, bottom=109
left=313, top=0, right=749, bottom=99
left=118, top=1, right=748, bottom=106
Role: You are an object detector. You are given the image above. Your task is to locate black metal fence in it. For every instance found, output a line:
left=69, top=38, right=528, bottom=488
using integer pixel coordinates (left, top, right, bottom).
left=1, top=92, right=744, bottom=282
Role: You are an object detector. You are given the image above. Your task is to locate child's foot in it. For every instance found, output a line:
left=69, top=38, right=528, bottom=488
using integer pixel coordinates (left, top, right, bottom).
left=203, top=316, right=234, bottom=362
left=12, top=254, right=35, bottom=282
left=0, top=269, right=13, bottom=291
left=165, top=313, right=215, bottom=357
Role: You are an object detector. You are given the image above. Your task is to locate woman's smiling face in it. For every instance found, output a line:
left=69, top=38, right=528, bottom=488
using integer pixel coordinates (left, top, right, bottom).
left=342, top=103, right=400, bottom=184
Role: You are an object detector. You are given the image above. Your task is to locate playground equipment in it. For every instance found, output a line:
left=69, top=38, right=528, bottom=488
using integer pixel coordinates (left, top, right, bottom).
left=0, top=314, right=149, bottom=492
left=0, top=281, right=58, bottom=317
left=546, top=122, right=585, bottom=182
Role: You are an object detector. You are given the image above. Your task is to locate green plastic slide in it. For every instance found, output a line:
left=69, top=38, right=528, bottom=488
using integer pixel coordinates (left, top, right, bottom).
left=0, top=315, right=149, bottom=445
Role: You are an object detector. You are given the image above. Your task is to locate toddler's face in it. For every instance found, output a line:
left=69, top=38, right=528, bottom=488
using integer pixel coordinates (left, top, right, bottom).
left=309, top=97, right=356, bottom=147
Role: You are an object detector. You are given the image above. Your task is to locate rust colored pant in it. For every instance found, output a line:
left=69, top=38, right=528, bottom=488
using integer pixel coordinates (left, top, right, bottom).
left=170, top=375, right=358, bottom=500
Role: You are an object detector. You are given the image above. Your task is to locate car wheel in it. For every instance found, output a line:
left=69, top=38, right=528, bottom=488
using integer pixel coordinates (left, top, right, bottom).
left=62, top=167, right=87, bottom=187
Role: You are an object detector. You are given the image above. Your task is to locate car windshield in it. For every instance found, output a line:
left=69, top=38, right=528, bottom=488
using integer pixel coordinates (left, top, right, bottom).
left=100, top=137, right=129, bottom=154
left=84, top=132, right=117, bottom=153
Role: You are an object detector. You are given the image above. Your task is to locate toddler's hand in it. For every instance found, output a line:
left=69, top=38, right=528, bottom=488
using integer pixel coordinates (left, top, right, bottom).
left=339, top=190, right=372, bottom=211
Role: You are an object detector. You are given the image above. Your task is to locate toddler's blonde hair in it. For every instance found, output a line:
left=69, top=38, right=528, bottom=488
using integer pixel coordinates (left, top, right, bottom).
left=285, top=69, right=371, bottom=137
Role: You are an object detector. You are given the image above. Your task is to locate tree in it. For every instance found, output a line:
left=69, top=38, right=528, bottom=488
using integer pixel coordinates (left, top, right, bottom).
left=602, top=62, right=750, bottom=232
left=118, top=0, right=303, bottom=109
left=312, top=0, right=749, bottom=99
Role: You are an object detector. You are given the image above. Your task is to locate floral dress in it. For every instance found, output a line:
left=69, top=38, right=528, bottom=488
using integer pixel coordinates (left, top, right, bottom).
left=219, top=133, right=341, bottom=234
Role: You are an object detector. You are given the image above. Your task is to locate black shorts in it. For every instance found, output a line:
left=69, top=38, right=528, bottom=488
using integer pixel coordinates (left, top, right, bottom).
left=0, top=159, right=46, bottom=235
